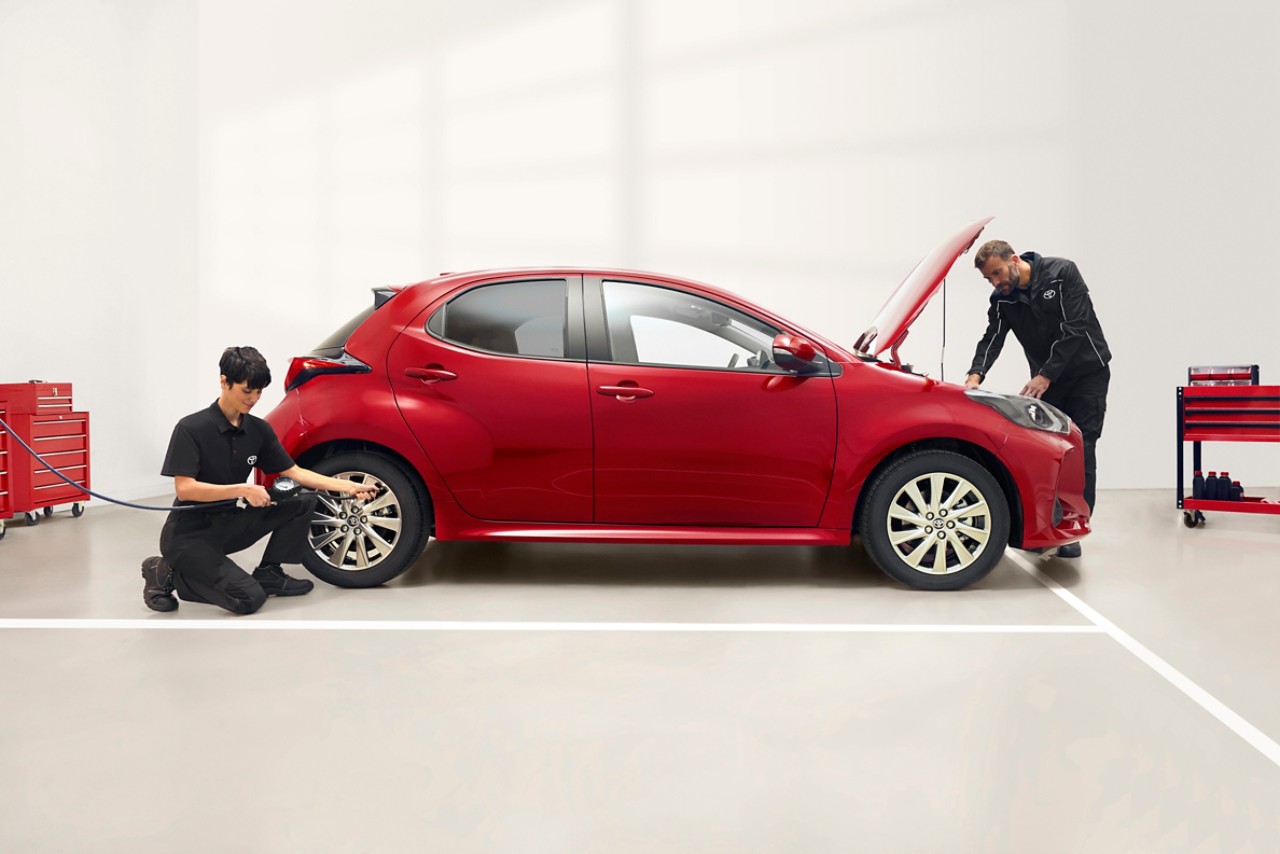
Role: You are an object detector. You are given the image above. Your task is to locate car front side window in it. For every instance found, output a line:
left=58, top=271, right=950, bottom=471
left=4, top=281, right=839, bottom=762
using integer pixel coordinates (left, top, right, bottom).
left=601, top=281, right=785, bottom=372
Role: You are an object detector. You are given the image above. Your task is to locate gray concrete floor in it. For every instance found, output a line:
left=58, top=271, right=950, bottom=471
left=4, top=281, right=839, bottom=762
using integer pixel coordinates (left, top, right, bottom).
left=2, top=489, right=1279, bottom=852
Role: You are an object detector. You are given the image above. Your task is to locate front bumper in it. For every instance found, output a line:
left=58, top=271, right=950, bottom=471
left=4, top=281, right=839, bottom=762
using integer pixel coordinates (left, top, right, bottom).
left=1006, top=425, right=1091, bottom=550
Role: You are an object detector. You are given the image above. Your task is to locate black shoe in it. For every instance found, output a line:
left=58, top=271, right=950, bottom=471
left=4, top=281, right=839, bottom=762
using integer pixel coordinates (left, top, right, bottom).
left=252, top=563, right=314, bottom=596
left=141, top=556, right=178, bottom=612
left=1055, top=542, right=1082, bottom=558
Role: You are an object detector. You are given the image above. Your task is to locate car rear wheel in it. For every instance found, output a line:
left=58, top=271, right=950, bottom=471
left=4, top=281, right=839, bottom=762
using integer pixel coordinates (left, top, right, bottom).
left=301, top=451, right=432, bottom=588
left=859, top=449, right=1009, bottom=591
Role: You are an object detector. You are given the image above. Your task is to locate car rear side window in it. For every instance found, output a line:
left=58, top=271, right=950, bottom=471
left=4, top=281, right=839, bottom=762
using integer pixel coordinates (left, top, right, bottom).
left=428, top=280, right=568, bottom=359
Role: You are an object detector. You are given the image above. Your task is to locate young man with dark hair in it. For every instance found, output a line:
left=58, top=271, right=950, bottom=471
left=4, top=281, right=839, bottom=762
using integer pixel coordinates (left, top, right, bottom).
left=141, top=346, right=377, bottom=614
left=966, top=240, right=1112, bottom=558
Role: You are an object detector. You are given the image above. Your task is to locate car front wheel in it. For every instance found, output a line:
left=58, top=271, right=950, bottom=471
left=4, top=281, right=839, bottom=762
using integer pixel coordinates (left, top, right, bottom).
left=301, top=451, right=432, bottom=588
left=859, top=449, right=1010, bottom=591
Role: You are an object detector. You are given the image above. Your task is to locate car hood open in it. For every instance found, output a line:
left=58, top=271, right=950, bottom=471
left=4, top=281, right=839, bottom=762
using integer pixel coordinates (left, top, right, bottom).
left=853, top=216, right=993, bottom=364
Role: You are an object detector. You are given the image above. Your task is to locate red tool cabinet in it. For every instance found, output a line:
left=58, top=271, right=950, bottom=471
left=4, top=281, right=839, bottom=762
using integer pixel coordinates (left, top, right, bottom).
left=0, top=382, right=75, bottom=416
left=0, top=404, right=11, bottom=526
left=0, top=382, right=89, bottom=538
left=1176, top=377, right=1280, bottom=527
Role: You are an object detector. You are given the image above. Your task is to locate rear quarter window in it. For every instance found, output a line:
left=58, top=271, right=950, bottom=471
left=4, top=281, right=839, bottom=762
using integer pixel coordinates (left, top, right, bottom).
left=428, top=280, right=568, bottom=359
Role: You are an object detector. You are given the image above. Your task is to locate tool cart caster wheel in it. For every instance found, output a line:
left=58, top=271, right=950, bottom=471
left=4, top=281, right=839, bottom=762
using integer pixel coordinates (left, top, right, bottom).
left=72, top=503, right=85, bottom=518
left=1182, top=510, right=1204, bottom=528
left=42, top=506, right=53, bottom=517
left=25, top=512, right=40, bottom=526
left=0, top=520, right=6, bottom=540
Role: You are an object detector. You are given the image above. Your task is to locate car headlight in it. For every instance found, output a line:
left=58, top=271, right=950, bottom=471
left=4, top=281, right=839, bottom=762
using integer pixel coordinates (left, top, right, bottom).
left=965, top=389, right=1071, bottom=434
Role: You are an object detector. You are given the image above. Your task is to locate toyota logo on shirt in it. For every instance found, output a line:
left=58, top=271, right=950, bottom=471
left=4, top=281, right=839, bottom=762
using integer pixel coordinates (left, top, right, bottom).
left=1043, top=290, right=1056, bottom=299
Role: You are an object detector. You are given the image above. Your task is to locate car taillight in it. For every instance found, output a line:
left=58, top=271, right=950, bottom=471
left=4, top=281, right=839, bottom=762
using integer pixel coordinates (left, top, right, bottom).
left=285, top=354, right=372, bottom=391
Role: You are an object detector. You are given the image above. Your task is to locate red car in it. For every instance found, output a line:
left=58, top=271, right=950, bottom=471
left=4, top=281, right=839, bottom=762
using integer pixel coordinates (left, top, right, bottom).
left=263, top=218, right=1089, bottom=591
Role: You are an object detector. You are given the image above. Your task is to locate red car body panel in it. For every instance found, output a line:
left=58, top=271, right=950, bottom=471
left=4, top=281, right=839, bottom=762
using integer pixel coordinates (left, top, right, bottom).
left=265, top=287, right=462, bottom=516
left=438, top=519, right=850, bottom=546
left=265, top=244, right=1090, bottom=553
left=587, top=362, right=837, bottom=526
left=818, top=365, right=1006, bottom=528
left=267, top=369, right=459, bottom=512
left=387, top=312, right=594, bottom=523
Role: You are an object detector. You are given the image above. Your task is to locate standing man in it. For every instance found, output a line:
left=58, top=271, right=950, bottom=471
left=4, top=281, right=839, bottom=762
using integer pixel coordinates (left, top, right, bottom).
left=141, top=346, right=377, bottom=613
left=965, top=240, right=1111, bottom=557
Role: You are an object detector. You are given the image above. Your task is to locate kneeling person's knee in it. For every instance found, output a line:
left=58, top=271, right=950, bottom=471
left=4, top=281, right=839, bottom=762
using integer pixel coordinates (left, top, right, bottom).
left=226, top=578, right=268, bottom=615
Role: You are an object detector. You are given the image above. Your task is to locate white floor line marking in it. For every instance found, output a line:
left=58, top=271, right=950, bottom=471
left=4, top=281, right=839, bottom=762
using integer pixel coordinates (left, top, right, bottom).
left=1006, top=549, right=1280, bottom=769
left=0, top=618, right=1103, bottom=634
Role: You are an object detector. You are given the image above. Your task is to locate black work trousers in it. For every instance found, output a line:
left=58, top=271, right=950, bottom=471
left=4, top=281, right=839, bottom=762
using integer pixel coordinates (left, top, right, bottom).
left=1041, top=365, right=1110, bottom=513
left=159, top=495, right=318, bottom=615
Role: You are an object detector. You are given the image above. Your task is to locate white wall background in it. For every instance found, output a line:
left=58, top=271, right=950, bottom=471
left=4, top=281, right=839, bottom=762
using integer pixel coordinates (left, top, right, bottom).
left=4, top=0, right=1278, bottom=507
left=1, top=0, right=197, bottom=501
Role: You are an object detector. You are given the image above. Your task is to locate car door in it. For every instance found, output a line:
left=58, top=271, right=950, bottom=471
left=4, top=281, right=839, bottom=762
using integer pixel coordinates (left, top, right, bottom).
left=386, top=276, right=594, bottom=523
left=587, top=277, right=838, bottom=527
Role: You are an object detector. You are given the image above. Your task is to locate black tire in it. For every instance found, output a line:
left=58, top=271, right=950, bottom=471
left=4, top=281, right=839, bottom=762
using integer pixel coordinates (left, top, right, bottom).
left=24, top=512, right=39, bottom=527
left=300, top=451, right=432, bottom=588
left=72, top=503, right=85, bottom=518
left=42, top=506, right=53, bottom=517
left=859, top=449, right=1010, bottom=591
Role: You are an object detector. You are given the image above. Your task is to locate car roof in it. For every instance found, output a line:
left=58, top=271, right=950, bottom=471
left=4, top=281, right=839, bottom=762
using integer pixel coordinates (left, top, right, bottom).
left=411, top=267, right=722, bottom=294
left=399, top=267, right=855, bottom=361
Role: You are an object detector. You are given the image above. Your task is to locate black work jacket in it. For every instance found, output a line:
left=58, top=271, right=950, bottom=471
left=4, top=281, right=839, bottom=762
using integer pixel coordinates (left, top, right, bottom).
left=967, top=252, right=1111, bottom=383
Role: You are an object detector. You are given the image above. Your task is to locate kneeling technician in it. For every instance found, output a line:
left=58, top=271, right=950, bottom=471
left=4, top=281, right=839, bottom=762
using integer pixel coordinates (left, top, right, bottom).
left=141, top=346, right=377, bottom=614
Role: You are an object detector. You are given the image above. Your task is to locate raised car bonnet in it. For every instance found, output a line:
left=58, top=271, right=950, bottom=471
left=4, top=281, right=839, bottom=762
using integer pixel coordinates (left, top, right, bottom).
left=854, top=216, right=994, bottom=364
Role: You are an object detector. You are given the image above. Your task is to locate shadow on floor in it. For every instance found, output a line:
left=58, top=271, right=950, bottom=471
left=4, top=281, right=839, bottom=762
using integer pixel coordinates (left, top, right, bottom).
left=389, top=538, right=1053, bottom=593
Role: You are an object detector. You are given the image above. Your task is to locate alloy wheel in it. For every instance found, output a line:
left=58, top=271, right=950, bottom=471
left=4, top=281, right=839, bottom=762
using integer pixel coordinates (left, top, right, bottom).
left=885, top=471, right=993, bottom=575
left=309, top=471, right=404, bottom=572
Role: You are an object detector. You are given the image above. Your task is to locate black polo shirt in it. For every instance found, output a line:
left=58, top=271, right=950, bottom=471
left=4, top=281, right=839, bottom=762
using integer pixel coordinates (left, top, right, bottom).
left=161, top=402, right=294, bottom=506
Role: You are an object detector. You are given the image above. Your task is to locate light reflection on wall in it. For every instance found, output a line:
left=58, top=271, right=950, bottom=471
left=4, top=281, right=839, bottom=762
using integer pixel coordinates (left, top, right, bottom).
left=200, top=0, right=1073, bottom=396
left=441, top=1, right=619, bottom=267
left=202, top=62, right=428, bottom=395
left=637, top=0, right=1073, bottom=357
left=329, top=66, right=429, bottom=288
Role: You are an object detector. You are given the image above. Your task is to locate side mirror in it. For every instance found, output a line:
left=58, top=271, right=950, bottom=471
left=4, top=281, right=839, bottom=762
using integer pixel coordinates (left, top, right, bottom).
left=772, top=333, right=821, bottom=373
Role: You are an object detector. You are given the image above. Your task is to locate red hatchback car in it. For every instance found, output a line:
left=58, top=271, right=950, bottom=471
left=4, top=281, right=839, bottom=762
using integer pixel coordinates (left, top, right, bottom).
left=263, top=218, right=1089, bottom=591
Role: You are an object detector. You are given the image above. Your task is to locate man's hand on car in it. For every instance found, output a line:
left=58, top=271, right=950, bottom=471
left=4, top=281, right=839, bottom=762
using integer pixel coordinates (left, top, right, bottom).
left=1020, top=375, right=1051, bottom=399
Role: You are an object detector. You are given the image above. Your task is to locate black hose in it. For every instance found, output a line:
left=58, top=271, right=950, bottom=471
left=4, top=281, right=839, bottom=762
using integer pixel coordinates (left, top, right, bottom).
left=0, top=413, right=238, bottom=512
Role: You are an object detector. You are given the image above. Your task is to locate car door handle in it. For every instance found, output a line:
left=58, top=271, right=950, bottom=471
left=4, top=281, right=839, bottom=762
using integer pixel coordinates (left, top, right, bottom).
left=405, top=366, right=458, bottom=383
left=597, top=384, right=654, bottom=401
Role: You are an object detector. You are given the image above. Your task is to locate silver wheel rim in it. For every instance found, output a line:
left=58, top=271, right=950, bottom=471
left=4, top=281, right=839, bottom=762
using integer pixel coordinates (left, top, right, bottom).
left=309, top=471, right=403, bottom=572
left=885, top=471, right=993, bottom=575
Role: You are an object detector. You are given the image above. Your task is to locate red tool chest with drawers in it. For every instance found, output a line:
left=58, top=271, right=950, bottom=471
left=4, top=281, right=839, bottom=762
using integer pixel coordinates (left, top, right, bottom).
left=1176, top=365, right=1280, bottom=527
left=0, top=382, right=75, bottom=416
left=0, top=403, right=11, bottom=524
left=0, top=382, right=90, bottom=535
